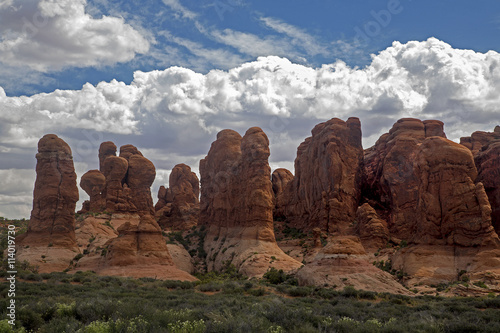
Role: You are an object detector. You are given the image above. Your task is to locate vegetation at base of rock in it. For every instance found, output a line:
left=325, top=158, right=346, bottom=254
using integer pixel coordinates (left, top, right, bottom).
left=2, top=273, right=500, bottom=333
left=0, top=219, right=28, bottom=257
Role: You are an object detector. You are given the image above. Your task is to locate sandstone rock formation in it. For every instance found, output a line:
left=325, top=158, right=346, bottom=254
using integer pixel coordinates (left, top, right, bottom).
left=460, top=129, right=500, bottom=155
left=199, top=127, right=302, bottom=277
left=17, top=134, right=80, bottom=272
left=363, top=118, right=447, bottom=241
left=275, top=118, right=363, bottom=233
left=271, top=168, right=293, bottom=199
left=297, top=236, right=411, bottom=295
left=80, top=143, right=156, bottom=215
left=75, top=215, right=196, bottom=280
left=155, top=164, right=200, bottom=230
left=475, top=141, right=500, bottom=233
left=359, top=120, right=500, bottom=286
left=80, top=170, right=106, bottom=212
left=356, top=203, right=390, bottom=249
left=98, top=141, right=117, bottom=171
left=102, top=155, right=131, bottom=212
left=125, top=153, right=156, bottom=215
left=413, top=136, right=497, bottom=246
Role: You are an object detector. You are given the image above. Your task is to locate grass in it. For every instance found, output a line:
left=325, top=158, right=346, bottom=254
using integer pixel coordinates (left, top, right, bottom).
left=2, top=271, right=500, bottom=332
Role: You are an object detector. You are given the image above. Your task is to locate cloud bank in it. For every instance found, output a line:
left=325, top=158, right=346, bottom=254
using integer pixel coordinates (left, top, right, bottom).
left=1, top=38, right=500, bottom=218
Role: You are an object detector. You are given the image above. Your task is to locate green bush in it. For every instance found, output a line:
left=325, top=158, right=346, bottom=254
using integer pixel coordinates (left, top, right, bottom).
left=286, top=286, right=312, bottom=297
left=248, top=288, right=266, bottom=296
left=473, top=281, right=488, bottom=289
left=168, top=319, right=205, bottom=333
left=162, top=280, right=196, bottom=290
left=76, top=320, right=111, bottom=333
left=56, top=302, right=76, bottom=318
left=198, top=282, right=222, bottom=292
left=263, top=267, right=286, bottom=284
left=17, top=307, right=44, bottom=332
left=341, top=286, right=359, bottom=298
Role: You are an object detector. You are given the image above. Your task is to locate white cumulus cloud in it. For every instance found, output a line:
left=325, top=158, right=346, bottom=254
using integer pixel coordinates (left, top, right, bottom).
left=0, top=0, right=150, bottom=71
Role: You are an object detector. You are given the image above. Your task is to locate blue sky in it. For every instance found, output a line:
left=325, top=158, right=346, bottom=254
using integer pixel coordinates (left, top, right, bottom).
left=1, top=0, right=500, bottom=218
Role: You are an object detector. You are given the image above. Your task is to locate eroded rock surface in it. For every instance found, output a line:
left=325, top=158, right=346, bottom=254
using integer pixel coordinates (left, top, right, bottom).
left=362, top=118, right=447, bottom=241
left=199, top=127, right=302, bottom=277
left=275, top=118, right=363, bottom=233
left=297, top=236, right=411, bottom=295
left=356, top=203, right=390, bottom=249
left=80, top=170, right=106, bottom=212
left=74, top=215, right=196, bottom=281
left=17, top=134, right=80, bottom=272
left=98, top=141, right=117, bottom=172
left=156, top=164, right=200, bottom=230
left=460, top=129, right=500, bottom=155
left=413, top=137, right=497, bottom=246
left=475, top=141, right=500, bottom=233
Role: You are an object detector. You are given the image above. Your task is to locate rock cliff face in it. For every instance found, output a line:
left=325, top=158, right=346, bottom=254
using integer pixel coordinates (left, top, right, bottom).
left=362, top=118, right=447, bottom=240
left=360, top=120, right=500, bottom=286
left=460, top=126, right=500, bottom=235
left=413, top=136, right=497, bottom=246
left=155, top=164, right=200, bottom=230
left=17, top=134, right=80, bottom=272
left=475, top=141, right=500, bottom=234
left=275, top=117, right=363, bottom=233
left=199, top=127, right=302, bottom=277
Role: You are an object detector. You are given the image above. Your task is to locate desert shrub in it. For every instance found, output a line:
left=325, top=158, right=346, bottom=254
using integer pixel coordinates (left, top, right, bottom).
left=282, top=225, right=306, bottom=239
left=17, top=307, right=44, bottom=332
left=55, top=302, right=76, bottom=318
left=25, top=273, right=42, bottom=282
left=243, top=281, right=254, bottom=291
left=138, top=277, right=156, bottom=283
left=198, top=282, right=222, bottom=292
left=341, top=285, right=359, bottom=298
left=0, top=319, right=15, bottom=333
left=286, top=286, right=312, bottom=297
left=162, top=280, right=196, bottom=290
left=263, top=267, right=286, bottom=285
left=314, top=288, right=339, bottom=299
left=358, top=290, right=378, bottom=300
left=75, top=298, right=116, bottom=324
left=167, top=319, right=205, bottom=333
left=41, top=317, right=81, bottom=333
left=473, top=281, right=488, bottom=289
left=8, top=269, right=500, bottom=333
left=156, top=309, right=198, bottom=327
left=221, top=281, right=244, bottom=294
left=76, top=320, right=111, bottom=333
left=248, top=288, right=266, bottom=296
